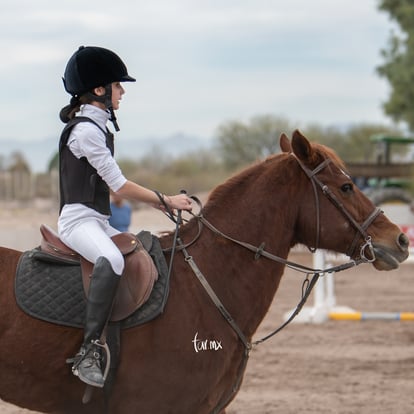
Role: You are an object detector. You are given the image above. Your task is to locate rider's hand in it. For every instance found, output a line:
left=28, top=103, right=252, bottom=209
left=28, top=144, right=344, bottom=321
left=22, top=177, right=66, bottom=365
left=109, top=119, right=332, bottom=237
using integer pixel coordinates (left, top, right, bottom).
left=165, top=194, right=192, bottom=211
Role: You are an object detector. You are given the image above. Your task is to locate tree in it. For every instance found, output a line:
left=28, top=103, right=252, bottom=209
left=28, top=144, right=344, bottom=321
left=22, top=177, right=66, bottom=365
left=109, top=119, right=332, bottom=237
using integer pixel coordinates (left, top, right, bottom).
left=303, top=123, right=402, bottom=162
left=377, top=1, right=414, bottom=131
left=216, top=115, right=293, bottom=169
left=216, top=113, right=401, bottom=170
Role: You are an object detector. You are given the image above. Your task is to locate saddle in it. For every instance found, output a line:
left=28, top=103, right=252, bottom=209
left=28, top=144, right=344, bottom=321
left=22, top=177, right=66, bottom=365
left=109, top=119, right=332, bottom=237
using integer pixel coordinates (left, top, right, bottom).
left=39, top=224, right=158, bottom=322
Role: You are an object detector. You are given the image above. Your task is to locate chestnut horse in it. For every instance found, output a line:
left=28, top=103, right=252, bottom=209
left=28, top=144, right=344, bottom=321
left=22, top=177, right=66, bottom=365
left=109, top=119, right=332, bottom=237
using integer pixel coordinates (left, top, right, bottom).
left=0, top=130, right=409, bottom=414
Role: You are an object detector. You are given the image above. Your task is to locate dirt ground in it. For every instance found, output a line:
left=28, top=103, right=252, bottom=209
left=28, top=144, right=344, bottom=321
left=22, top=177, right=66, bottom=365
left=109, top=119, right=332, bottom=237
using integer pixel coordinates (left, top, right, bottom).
left=1, top=200, right=413, bottom=414
left=227, top=256, right=414, bottom=414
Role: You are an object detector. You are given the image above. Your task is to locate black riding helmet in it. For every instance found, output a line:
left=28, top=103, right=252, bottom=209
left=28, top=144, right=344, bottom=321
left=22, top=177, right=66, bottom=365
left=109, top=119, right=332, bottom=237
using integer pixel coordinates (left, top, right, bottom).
left=61, top=46, right=136, bottom=130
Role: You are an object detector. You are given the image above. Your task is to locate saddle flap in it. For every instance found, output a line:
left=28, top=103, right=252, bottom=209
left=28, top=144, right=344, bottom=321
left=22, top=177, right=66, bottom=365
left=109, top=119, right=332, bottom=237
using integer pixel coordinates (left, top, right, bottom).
left=81, top=240, right=159, bottom=322
left=112, top=246, right=159, bottom=321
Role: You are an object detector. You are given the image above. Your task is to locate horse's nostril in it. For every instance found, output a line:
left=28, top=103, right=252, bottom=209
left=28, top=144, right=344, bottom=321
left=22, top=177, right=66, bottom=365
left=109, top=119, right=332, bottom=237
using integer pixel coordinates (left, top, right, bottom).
left=398, top=233, right=410, bottom=250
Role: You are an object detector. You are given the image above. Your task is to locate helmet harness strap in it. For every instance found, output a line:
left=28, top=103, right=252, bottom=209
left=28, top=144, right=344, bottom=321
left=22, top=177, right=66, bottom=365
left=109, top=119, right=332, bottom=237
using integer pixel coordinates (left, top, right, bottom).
left=104, top=84, right=120, bottom=132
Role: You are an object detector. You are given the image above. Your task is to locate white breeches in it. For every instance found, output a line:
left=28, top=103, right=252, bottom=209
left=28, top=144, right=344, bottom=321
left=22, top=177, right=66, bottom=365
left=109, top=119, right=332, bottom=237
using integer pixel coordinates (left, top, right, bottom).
left=59, top=218, right=125, bottom=276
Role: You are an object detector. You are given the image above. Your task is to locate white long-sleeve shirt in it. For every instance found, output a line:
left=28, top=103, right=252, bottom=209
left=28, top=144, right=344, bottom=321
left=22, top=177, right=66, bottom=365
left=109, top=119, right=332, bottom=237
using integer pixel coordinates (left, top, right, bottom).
left=58, top=104, right=127, bottom=238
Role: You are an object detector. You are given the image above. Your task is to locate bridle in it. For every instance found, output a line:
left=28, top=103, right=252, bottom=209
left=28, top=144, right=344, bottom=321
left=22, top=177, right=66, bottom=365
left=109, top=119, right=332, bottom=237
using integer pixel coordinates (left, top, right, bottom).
left=159, top=154, right=384, bottom=339
left=294, top=156, right=382, bottom=262
left=157, top=153, right=385, bottom=345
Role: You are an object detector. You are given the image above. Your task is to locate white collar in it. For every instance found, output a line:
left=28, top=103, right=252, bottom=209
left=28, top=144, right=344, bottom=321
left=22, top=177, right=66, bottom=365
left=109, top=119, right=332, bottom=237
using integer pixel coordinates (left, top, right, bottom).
left=79, top=104, right=111, bottom=131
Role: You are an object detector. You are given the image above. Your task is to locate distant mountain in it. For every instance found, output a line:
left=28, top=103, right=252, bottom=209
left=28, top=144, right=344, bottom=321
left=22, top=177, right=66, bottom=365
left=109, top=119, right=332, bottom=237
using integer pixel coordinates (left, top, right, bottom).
left=0, top=133, right=213, bottom=173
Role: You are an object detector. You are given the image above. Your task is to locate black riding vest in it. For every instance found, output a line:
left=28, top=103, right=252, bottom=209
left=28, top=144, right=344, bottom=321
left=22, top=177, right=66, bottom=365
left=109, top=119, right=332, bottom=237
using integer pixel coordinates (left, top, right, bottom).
left=59, top=116, right=115, bottom=215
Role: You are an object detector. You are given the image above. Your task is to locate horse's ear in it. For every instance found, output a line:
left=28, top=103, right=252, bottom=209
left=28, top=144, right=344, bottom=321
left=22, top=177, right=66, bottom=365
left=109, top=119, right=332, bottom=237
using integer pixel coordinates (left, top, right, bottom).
left=291, top=129, right=312, bottom=161
left=279, top=133, right=292, bottom=153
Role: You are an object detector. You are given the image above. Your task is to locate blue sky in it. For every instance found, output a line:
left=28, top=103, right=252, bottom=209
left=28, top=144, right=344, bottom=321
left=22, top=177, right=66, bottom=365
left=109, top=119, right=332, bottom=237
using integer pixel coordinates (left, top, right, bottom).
left=0, top=0, right=397, bottom=143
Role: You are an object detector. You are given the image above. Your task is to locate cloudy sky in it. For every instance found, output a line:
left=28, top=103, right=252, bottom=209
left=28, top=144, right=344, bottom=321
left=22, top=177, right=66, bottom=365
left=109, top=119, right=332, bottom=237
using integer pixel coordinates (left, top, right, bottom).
left=1, top=0, right=396, bottom=144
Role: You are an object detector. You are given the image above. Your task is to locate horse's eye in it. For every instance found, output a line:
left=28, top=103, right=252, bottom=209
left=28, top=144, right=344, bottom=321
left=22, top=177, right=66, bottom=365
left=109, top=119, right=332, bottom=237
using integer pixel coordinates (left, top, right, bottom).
left=341, top=183, right=354, bottom=193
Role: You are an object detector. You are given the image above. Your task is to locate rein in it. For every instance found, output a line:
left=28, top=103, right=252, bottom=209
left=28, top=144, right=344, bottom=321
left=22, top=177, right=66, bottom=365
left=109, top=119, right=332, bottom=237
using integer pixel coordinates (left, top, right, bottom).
left=196, top=214, right=364, bottom=276
left=183, top=213, right=367, bottom=345
left=160, top=204, right=368, bottom=351
left=159, top=172, right=378, bottom=350
left=181, top=154, right=384, bottom=347
left=157, top=150, right=383, bottom=413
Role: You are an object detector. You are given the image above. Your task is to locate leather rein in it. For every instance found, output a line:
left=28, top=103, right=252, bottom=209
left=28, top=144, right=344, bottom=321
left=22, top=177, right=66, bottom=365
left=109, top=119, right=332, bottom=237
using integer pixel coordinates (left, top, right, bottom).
left=156, top=155, right=383, bottom=414
left=158, top=153, right=383, bottom=349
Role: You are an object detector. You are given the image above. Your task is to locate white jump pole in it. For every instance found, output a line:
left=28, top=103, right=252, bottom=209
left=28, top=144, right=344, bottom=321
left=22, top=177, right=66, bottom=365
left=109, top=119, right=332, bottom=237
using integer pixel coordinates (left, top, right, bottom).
left=325, top=272, right=336, bottom=308
left=284, top=240, right=414, bottom=324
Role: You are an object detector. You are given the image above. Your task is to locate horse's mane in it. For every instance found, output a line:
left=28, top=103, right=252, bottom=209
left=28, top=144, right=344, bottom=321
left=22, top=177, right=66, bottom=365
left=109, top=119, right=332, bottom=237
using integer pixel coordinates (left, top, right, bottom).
left=204, top=140, right=347, bottom=213
left=204, top=154, right=286, bottom=212
left=311, top=142, right=347, bottom=171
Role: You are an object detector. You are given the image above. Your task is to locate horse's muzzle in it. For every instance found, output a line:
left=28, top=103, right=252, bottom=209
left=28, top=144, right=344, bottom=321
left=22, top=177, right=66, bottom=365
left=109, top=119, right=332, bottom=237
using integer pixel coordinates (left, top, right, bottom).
left=372, top=232, right=410, bottom=270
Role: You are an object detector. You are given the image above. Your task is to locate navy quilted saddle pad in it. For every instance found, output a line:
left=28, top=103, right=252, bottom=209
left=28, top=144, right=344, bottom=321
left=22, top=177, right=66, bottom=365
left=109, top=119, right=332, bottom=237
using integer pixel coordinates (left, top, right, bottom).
left=15, top=231, right=169, bottom=329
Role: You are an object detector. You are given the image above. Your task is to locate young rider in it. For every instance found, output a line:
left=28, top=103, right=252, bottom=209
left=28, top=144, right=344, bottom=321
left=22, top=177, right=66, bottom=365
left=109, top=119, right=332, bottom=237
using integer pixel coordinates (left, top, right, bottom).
left=58, top=46, right=192, bottom=388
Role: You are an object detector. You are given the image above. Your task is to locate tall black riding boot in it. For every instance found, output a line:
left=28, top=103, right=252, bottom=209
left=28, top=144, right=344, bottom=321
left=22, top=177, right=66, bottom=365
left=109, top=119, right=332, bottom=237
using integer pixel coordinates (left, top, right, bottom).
left=72, top=257, right=120, bottom=388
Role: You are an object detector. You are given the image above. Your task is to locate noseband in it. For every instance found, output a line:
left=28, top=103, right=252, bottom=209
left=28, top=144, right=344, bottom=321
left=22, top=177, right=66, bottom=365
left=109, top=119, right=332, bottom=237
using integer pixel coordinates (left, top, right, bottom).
left=295, top=156, right=382, bottom=261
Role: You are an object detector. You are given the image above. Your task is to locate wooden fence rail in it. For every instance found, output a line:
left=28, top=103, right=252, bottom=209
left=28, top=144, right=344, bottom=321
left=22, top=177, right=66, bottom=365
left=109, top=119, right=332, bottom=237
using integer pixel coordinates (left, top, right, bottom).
left=0, top=170, right=58, bottom=201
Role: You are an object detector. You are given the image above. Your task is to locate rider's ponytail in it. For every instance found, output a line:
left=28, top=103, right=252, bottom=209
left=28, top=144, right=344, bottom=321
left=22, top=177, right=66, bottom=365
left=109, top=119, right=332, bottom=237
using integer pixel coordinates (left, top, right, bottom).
left=59, top=95, right=82, bottom=123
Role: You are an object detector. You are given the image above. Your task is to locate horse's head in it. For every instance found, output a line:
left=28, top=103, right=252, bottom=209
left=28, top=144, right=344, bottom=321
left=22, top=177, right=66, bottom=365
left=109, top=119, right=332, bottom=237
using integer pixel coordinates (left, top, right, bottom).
left=282, top=129, right=409, bottom=270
